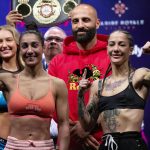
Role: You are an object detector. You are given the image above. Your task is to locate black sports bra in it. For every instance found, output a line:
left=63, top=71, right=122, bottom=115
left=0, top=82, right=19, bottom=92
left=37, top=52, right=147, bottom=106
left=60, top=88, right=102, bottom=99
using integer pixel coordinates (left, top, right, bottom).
left=98, top=79, right=146, bottom=114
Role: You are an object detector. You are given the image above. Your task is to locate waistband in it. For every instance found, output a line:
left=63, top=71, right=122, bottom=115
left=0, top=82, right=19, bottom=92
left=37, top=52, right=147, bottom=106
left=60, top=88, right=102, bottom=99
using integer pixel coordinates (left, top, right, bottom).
left=0, top=137, right=7, bottom=144
left=101, top=131, right=141, bottom=150
left=5, top=136, right=55, bottom=150
left=10, top=114, right=51, bottom=121
left=102, top=131, right=141, bottom=140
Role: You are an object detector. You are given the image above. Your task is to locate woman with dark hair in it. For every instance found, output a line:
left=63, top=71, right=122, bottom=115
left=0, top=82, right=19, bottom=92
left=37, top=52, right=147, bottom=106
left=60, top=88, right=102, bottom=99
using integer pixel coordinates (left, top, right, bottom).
left=0, top=25, right=24, bottom=149
left=0, top=23, right=69, bottom=150
left=78, top=30, right=150, bottom=150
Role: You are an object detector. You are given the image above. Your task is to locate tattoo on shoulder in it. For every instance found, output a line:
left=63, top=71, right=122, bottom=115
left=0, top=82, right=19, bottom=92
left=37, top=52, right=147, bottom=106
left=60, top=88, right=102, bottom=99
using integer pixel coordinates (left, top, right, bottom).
left=103, top=109, right=120, bottom=132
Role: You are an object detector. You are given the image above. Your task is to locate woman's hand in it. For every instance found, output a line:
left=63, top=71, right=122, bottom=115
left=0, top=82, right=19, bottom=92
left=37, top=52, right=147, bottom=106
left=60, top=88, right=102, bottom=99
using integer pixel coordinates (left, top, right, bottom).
left=6, top=10, right=23, bottom=27
left=142, top=41, right=150, bottom=54
left=78, top=69, right=91, bottom=95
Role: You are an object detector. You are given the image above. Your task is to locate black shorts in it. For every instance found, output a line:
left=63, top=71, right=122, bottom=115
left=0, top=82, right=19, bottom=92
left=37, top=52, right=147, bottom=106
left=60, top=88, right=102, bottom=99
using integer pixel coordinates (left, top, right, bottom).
left=99, top=131, right=148, bottom=150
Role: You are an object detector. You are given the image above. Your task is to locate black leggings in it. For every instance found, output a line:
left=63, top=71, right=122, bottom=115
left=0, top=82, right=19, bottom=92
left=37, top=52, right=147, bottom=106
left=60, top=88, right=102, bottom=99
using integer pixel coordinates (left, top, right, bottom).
left=99, top=131, right=148, bottom=150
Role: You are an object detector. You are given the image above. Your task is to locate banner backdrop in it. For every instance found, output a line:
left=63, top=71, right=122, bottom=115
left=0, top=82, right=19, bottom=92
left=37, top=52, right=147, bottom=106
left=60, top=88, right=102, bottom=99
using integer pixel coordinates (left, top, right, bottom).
left=0, top=0, right=150, bottom=148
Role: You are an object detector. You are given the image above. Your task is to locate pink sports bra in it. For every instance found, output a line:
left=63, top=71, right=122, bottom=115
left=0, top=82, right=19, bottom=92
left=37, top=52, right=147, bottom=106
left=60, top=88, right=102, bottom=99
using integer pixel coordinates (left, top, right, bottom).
left=8, top=75, right=55, bottom=119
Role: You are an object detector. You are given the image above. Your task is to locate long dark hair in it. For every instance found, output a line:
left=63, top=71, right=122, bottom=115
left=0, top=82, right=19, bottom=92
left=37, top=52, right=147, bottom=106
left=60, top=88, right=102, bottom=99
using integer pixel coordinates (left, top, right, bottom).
left=0, top=25, right=24, bottom=70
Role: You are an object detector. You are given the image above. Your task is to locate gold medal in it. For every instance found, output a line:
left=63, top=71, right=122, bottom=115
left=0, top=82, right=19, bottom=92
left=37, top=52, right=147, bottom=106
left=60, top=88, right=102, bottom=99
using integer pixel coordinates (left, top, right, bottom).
left=16, top=0, right=32, bottom=17
left=33, top=0, right=61, bottom=24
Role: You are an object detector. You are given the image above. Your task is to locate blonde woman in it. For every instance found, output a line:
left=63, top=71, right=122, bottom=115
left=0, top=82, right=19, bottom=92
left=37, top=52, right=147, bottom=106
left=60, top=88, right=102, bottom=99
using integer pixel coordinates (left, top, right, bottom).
left=0, top=25, right=24, bottom=149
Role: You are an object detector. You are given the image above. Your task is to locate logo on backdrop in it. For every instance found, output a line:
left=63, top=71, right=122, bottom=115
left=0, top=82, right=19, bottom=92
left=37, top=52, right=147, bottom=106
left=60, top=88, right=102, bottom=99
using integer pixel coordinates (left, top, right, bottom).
left=101, top=0, right=145, bottom=31
left=112, top=0, right=128, bottom=17
left=132, top=45, right=143, bottom=57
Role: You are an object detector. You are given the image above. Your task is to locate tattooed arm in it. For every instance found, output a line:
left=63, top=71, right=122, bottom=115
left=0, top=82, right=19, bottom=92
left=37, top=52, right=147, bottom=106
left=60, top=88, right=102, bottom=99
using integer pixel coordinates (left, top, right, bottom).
left=78, top=70, right=100, bottom=132
left=78, top=93, right=99, bottom=131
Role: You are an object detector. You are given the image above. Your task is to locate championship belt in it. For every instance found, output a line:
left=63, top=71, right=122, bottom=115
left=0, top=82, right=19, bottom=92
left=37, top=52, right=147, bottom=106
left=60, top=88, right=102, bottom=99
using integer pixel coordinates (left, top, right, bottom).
left=12, top=0, right=81, bottom=26
left=33, top=0, right=61, bottom=24
left=16, top=0, right=32, bottom=17
left=62, top=0, right=78, bottom=15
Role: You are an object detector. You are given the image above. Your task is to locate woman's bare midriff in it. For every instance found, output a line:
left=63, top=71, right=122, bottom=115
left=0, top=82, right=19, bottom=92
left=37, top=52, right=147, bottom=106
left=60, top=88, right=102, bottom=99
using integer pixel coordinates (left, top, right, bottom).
left=10, top=116, right=51, bottom=140
left=100, top=108, right=144, bottom=134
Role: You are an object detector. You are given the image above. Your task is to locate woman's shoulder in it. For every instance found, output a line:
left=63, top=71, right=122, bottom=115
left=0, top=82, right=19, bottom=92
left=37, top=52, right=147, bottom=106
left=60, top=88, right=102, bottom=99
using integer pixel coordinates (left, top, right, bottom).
left=135, top=67, right=149, bottom=72
left=132, top=67, right=150, bottom=87
left=0, top=71, right=18, bottom=91
left=49, top=74, right=66, bottom=86
left=48, top=75, right=67, bottom=96
left=133, top=67, right=149, bottom=77
left=91, top=79, right=102, bottom=92
left=0, top=70, right=17, bottom=78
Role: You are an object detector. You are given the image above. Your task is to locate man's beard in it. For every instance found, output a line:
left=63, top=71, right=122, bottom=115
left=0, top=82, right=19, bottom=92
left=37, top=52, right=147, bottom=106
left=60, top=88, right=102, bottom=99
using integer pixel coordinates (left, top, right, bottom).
left=72, top=27, right=96, bottom=44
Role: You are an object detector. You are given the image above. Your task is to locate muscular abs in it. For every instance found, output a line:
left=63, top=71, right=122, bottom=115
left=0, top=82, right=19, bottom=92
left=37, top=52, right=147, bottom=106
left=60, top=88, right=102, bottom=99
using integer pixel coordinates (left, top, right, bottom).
left=101, top=109, right=120, bottom=133
left=100, top=108, right=144, bottom=134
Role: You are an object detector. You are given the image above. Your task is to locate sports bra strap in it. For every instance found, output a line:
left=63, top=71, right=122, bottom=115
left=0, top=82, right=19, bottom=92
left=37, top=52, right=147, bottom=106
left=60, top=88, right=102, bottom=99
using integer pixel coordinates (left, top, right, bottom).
left=128, top=71, right=135, bottom=83
left=98, top=80, right=102, bottom=98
